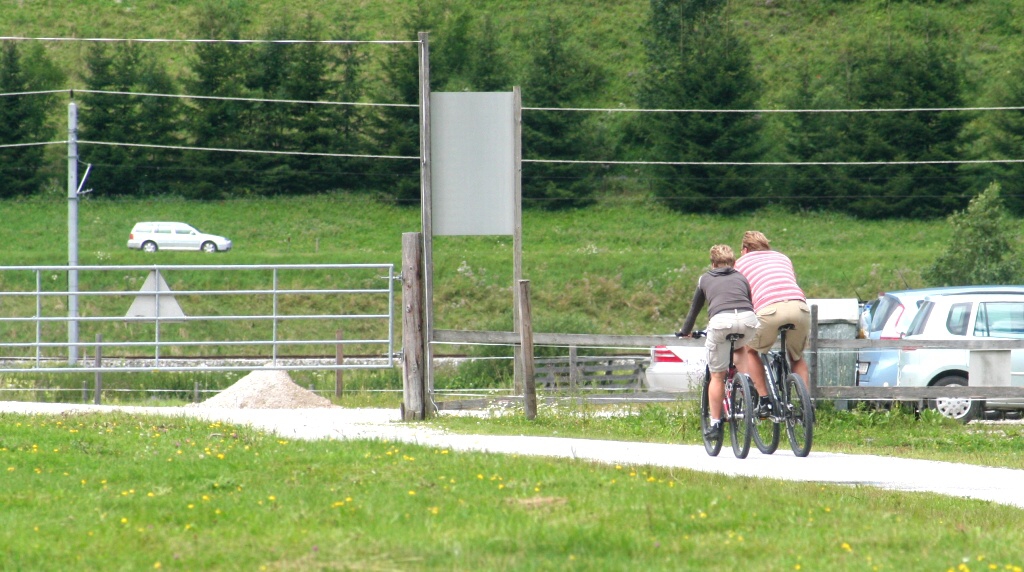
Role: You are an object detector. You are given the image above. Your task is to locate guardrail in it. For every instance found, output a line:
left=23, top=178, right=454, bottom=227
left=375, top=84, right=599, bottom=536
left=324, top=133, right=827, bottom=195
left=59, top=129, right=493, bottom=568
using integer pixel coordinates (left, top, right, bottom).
left=0, top=264, right=397, bottom=373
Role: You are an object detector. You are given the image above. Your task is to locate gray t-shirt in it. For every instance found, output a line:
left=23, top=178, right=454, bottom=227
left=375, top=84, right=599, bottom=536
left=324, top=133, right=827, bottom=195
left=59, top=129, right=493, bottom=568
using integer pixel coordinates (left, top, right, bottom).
left=679, top=267, right=753, bottom=335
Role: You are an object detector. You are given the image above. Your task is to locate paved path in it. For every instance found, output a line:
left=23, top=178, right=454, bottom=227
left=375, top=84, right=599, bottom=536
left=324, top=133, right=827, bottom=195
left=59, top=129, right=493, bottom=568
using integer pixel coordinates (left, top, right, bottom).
left=4, top=402, right=1023, bottom=511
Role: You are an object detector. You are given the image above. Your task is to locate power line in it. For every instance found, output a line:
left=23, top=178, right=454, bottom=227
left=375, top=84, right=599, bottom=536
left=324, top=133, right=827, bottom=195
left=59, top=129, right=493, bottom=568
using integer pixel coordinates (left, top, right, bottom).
left=0, top=36, right=416, bottom=45
left=76, top=89, right=416, bottom=108
left=0, top=89, right=416, bottom=108
left=525, top=105, right=1024, bottom=114
left=79, top=140, right=418, bottom=161
left=0, top=90, right=67, bottom=98
left=523, top=158, right=1024, bottom=166
left=0, top=141, right=64, bottom=150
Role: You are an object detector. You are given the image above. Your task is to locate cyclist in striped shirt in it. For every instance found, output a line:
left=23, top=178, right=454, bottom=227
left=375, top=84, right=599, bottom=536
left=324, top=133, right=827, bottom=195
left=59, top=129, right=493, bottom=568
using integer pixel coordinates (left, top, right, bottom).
left=734, top=231, right=811, bottom=417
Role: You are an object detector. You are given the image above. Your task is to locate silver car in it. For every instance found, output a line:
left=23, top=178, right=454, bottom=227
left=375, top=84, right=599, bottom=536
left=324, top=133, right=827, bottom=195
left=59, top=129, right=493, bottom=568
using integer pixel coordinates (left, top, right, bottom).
left=898, top=292, right=1024, bottom=422
left=127, top=222, right=232, bottom=253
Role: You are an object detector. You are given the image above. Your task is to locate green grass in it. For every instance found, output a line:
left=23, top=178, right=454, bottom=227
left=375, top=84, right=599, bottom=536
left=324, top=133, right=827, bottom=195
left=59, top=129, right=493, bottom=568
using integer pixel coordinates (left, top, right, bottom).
left=6, top=0, right=1024, bottom=111
left=2, top=410, right=1022, bottom=571
left=0, top=194, right=945, bottom=339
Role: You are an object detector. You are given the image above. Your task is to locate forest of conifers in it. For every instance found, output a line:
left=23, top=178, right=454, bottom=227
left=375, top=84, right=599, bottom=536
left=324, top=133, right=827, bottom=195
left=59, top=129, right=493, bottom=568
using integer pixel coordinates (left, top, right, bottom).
left=2, top=0, right=1024, bottom=218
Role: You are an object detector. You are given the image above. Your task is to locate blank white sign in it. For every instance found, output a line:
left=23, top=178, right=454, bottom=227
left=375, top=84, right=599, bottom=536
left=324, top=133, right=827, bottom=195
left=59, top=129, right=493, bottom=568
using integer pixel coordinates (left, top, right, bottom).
left=431, top=92, right=515, bottom=236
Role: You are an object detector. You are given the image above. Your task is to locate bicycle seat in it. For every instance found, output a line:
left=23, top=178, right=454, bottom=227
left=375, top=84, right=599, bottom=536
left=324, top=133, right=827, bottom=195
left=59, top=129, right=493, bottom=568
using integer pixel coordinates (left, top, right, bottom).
left=726, top=333, right=745, bottom=341
left=777, top=323, right=796, bottom=332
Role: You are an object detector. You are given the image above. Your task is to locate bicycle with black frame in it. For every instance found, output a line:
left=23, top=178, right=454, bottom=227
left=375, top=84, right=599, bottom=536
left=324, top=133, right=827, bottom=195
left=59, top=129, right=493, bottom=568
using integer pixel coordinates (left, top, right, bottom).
left=686, top=330, right=755, bottom=458
left=749, top=323, right=814, bottom=457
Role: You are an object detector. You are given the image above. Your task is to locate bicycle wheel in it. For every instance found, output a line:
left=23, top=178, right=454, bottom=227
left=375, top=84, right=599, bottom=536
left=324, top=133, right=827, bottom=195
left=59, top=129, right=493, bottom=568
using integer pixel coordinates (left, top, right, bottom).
left=783, top=373, right=814, bottom=457
left=751, top=385, right=781, bottom=455
left=699, top=370, right=723, bottom=457
left=728, top=373, right=753, bottom=459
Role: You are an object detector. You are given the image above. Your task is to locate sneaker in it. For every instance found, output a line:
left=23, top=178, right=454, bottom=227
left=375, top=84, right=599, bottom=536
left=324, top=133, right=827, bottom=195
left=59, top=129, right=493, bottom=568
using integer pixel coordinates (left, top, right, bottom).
left=758, top=398, right=773, bottom=419
left=703, top=421, right=722, bottom=440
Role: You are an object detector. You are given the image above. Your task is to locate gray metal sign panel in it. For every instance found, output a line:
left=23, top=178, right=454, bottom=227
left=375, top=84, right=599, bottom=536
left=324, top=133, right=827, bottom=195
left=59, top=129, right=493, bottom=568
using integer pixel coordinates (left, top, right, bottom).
left=431, top=92, right=515, bottom=236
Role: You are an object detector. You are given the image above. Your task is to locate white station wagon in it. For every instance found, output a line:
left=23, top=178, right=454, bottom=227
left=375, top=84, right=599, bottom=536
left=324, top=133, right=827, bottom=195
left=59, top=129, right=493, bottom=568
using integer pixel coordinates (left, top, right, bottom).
left=127, top=222, right=232, bottom=253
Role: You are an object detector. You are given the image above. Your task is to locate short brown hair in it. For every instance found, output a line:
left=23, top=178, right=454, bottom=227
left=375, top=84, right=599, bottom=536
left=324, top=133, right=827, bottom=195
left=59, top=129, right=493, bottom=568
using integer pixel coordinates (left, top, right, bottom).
left=742, top=231, right=771, bottom=252
left=709, top=244, right=735, bottom=267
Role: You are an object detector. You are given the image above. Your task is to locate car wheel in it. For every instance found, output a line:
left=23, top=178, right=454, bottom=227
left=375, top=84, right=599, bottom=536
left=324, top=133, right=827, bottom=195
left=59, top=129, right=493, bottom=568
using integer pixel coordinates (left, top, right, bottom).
left=142, top=241, right=158, bottom=253
left=201, top=241, right=217, bottom=253
left=929, top=375, right=981, bottom=423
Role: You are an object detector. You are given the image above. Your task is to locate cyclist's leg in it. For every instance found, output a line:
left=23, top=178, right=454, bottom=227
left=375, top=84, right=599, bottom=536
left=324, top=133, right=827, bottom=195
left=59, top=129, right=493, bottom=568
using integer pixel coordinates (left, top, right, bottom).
left=778, top=300, right=812, bottom=389
left=744, top=310, right=776, bottom=397
left=708, top=370, right=726, bottom=420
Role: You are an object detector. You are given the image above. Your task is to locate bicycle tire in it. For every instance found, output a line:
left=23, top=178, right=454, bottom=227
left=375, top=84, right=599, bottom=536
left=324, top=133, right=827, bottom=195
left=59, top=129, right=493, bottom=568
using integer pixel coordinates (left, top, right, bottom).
left=783, top=372, right=814, bottom=457
left=728, top=373, right=753, bottom=459
left=699, top=369, right=723, bottom=457
left=752, top=356, right=781, bottom=454
left=751, top=400, right=781, bottom=455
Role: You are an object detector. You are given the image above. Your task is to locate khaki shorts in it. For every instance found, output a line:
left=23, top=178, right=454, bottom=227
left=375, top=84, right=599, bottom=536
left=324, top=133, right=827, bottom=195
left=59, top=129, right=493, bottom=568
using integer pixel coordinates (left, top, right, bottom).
left=748, top=300, right=811, bottom=362
left=705, top=310, right=759, bottom=372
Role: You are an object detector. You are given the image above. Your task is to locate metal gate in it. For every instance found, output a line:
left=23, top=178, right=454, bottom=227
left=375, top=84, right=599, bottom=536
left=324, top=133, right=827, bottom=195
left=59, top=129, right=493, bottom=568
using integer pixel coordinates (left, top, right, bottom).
left=0, top=264, right=397, bottom=373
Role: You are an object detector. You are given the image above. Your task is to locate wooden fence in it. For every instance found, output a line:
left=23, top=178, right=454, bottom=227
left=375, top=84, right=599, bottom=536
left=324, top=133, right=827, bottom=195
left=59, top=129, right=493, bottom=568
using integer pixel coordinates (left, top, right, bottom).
left=430, top=328, right=1024, bottom=404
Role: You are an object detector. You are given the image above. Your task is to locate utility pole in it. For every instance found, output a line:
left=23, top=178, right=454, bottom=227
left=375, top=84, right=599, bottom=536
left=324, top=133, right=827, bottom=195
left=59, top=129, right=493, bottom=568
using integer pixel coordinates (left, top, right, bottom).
left=68, top=101, right=79, bottom=365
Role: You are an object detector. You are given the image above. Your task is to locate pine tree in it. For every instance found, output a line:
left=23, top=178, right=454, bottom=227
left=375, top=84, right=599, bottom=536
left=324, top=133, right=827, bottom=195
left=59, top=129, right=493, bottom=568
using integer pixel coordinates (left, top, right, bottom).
left=185, top=1, right=253, bottom=199
left=0, top=41, right=60, bottom=198
left=786, top=35, right=967, bottom=218
left=366, top=2, right=433, bottom=205
left=521, top=16, right=604, bottom=210
left=632, top=0, right=765, bottom=214
left=79, top=42, right=181, bottom=197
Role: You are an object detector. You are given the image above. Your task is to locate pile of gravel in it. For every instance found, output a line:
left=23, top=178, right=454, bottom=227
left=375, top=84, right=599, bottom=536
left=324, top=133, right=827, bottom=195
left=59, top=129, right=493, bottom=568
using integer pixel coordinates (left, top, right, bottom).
left=191, top=369, right=335, bottom=409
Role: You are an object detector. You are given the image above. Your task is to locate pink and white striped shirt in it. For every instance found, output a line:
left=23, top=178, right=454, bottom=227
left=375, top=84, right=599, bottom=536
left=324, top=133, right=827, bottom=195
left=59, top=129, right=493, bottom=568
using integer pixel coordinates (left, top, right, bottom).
left=734, top=250, right=805, bottom=312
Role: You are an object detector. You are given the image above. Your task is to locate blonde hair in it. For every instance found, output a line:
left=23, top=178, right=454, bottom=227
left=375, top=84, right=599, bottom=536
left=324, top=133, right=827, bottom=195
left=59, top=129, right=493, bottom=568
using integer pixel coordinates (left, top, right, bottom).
left=742, top=231, right=771, bottom=252
left=709, top=244, right=735, bottom=268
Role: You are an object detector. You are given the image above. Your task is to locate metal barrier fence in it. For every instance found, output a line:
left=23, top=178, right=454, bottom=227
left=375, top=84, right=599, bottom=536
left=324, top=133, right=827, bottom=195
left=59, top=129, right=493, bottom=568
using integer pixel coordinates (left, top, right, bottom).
left=0, top=264, right=396, bottom=373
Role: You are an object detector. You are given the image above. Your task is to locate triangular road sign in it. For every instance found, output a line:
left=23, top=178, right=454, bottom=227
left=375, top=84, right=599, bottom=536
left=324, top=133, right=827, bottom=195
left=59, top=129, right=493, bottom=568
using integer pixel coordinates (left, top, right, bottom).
left=126, top=270, right=186, bottom=321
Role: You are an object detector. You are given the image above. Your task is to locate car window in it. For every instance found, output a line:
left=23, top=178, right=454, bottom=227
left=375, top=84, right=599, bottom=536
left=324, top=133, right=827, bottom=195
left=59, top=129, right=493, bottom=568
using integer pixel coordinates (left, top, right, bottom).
left=155, top=228, right=172, bottom=234
left=945, top=302, right=972, bottom=336
left=973, top=302, right=1024, bottom=338
left=175, top=229, right=192, bottom=235
left=869, top=295, right=902, bottom=332
left=905, top=301, right=932, bottom=336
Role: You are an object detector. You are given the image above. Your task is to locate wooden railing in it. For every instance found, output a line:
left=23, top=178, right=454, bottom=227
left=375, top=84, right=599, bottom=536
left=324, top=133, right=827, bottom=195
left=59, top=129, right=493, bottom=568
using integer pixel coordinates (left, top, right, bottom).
left=432, top=329, right=1024, bottom=401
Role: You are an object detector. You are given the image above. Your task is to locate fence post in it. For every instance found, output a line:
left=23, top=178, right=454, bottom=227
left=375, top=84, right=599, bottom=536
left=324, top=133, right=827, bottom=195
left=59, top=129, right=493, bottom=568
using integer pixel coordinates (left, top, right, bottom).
left=342, top=327, right=350, bottom=399
left=518, top=280, right=537, bottom=420
left=193, top=382, right=200, bottom=403
left=401, top=232, right=426, bottom=421
left=568, top=345, right=579, bottom=390
left=93, top=333, right=102, bottom=405
left=809, top=304, right=819, bottom=397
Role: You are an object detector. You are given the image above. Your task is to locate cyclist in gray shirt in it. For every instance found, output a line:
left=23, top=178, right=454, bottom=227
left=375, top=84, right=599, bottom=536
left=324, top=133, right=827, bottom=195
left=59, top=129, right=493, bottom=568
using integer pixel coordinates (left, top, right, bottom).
left=676, top=244, right=758, bottom=439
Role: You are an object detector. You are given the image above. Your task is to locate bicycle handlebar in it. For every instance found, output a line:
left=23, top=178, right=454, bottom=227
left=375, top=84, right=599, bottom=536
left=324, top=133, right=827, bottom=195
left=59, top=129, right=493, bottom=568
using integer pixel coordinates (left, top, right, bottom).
left=676, top=330, right=706, bottom=339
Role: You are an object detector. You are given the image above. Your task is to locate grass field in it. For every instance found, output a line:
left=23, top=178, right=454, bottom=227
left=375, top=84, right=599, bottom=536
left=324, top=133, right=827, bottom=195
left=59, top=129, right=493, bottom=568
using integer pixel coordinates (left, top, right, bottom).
left=1, top=193, right=945, bottom=337
left=2, top=409, right=1022, bottom=571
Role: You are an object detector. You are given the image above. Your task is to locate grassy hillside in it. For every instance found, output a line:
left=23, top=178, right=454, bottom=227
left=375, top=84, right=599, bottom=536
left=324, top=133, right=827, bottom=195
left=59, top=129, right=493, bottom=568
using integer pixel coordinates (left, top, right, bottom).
left=0, top=194, right=944, bottom=337
left=6, top=0, right=1024, bottom=108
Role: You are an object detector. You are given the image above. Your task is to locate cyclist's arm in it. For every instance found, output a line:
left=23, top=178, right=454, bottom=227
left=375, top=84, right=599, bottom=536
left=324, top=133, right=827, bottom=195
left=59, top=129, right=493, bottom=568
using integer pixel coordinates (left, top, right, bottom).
left=677, top=281, right=706, bottom=336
